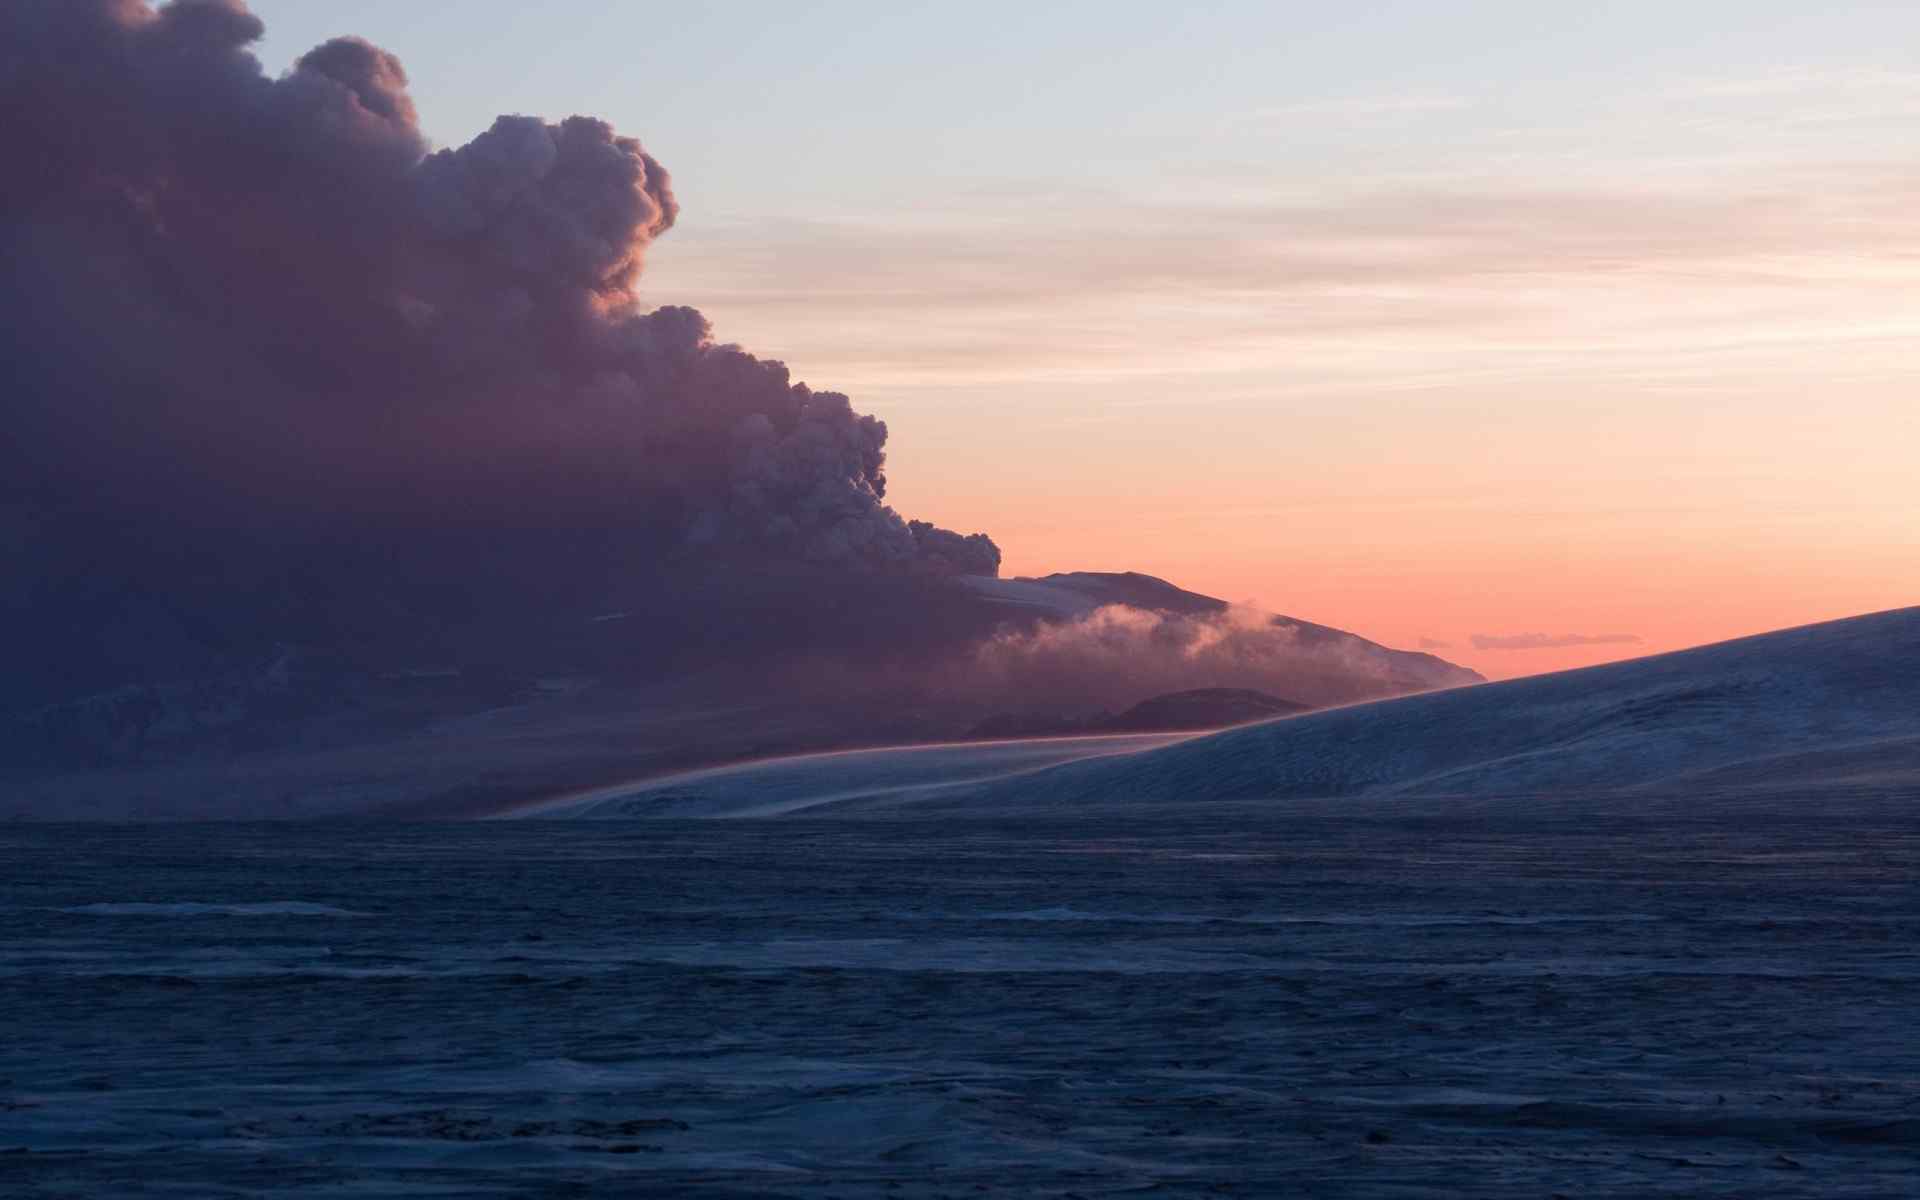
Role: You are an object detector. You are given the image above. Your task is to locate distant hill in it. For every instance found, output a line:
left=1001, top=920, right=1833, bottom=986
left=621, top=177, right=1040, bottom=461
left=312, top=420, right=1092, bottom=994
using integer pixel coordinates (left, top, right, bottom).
left=1, top=564, right=1479, bottom=819
left=1108, top=687, right=1312, bottom=732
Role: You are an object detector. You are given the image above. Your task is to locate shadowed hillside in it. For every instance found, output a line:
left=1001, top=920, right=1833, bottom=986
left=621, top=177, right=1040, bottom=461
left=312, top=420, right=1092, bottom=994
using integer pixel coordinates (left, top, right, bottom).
left=0, top=566, right=1475, bottom=819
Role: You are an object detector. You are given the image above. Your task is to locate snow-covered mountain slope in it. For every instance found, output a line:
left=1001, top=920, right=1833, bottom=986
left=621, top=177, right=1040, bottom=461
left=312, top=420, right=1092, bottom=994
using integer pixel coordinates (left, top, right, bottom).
left=912, top=606, right=1920, bottom=812
left=532, top=607, right=1917, bottom=818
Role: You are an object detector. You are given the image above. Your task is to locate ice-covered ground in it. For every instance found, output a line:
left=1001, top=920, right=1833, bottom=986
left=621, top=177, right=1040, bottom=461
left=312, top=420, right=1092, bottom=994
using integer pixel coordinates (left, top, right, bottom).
left=4, top=809, right=1916, bottom=1197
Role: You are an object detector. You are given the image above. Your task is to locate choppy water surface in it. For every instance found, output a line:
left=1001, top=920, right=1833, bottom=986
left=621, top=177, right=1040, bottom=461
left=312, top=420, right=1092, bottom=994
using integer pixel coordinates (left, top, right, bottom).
left=3, top=798, right=1917, bottom=1196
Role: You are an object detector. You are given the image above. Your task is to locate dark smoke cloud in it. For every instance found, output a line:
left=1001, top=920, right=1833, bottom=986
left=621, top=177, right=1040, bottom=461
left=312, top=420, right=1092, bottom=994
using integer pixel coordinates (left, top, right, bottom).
left=1470, top=632, right=1643, bottom=651
left=0, top=3, right=1490, bottom=789
left=0, top=0, right=995, bottom=573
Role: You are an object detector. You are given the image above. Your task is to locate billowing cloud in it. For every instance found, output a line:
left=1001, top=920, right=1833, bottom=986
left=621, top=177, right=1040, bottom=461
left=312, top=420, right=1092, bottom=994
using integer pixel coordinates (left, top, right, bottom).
left=0, top=2, right=1493, bottom=784
left=0, top=0, right=994, bottom=575
left=1418, top=636, right=1453, bottom=650
left=1470, top=632, right=1643, bottom=651
left=957, top=604, right=1452, bottom=714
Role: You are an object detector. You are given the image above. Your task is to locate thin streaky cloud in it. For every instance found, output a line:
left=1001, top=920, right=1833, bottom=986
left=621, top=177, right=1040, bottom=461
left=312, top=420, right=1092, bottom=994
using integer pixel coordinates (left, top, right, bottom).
left=1659, top=68, right=1920, bottom=128
left=652, top=160, right=1920, bottom=391
left=1669, top=67, right=1920, bottom=101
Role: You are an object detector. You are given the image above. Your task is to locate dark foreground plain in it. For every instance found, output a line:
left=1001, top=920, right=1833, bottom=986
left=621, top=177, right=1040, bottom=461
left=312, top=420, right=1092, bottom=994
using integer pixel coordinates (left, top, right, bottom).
left=4, top=798, right=1917, bottom=1197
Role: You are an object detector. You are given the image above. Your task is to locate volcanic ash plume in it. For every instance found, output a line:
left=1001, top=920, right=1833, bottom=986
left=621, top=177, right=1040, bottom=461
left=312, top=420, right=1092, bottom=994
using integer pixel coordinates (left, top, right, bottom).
left=0, top=0, right=996, bottom=574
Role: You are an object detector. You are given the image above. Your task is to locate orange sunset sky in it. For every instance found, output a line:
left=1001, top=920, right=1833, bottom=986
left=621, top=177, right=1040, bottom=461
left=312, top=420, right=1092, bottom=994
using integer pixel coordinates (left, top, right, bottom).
left=641, top=173, right=1920, bottom=679
left=660, top=177, right=1920, bottom=679
left=252, top=2, right=1920, bottom=679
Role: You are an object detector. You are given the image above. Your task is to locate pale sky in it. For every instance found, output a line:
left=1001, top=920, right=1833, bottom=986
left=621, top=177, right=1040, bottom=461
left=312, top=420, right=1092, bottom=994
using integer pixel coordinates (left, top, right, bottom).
left=251, top=1, right=1920, bottom=678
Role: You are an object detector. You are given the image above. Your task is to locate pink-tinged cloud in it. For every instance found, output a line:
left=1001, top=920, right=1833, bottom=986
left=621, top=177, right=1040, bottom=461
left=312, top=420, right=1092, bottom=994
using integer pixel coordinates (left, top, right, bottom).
left=651, top=168, right=1920, bottom=394
left=959, top=604, right=1470, bottom=714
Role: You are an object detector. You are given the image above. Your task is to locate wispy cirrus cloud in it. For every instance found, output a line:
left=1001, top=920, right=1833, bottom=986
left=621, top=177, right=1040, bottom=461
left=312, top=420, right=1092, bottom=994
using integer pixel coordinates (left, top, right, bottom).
left=1668, top=66, right=1920, bottom=101
left=653, top=161, right=1920, bottom=394
left=1657, top=68, right=1920, bottom=131
left=1470, top=633, right=1643, bottom=651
